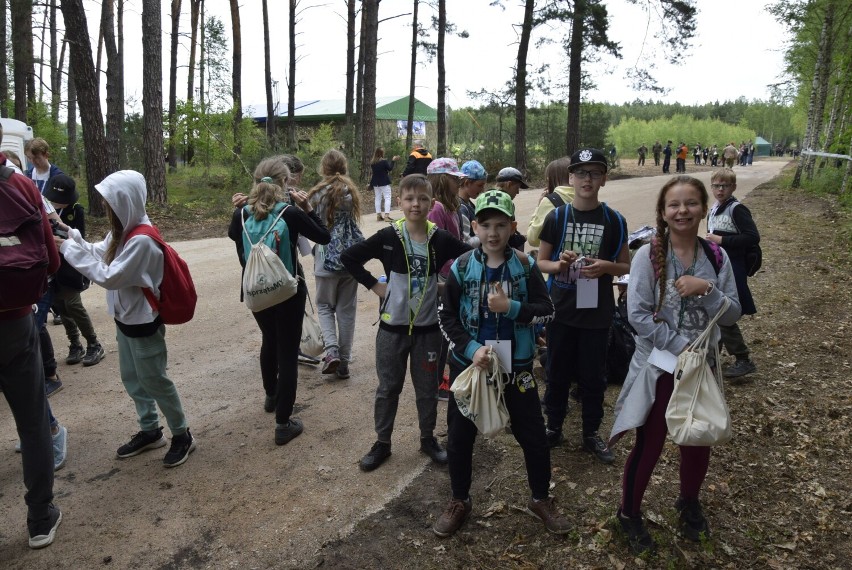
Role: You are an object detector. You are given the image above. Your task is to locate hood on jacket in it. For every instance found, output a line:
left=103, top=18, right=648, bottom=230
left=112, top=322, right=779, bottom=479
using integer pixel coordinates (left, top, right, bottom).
left=95, top=170, right=149, bottom=232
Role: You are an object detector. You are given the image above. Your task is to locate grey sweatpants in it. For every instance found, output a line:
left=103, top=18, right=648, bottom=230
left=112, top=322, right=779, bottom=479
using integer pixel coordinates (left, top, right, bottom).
left=373, top=327, right=440, bottom=443
left=315, top=271, right=359, bottom=363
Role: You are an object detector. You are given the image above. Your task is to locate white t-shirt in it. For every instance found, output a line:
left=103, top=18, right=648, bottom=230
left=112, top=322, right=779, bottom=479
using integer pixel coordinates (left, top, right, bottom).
left=32, top=166, right=51, bottom=193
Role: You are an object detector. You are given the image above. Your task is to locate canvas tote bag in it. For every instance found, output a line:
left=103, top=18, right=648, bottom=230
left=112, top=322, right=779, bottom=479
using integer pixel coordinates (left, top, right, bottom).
left=450, top=347, right=511, bottom=437
left=666, top=297, right=732, bottom=446
left=242, top=205, right=299, bottom=312
left=300, top=290, right=324, bottom=357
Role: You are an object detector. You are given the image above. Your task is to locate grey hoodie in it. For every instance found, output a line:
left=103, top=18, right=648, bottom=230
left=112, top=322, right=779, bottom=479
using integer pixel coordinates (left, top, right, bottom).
left=60, top=170, right=164, bottom=325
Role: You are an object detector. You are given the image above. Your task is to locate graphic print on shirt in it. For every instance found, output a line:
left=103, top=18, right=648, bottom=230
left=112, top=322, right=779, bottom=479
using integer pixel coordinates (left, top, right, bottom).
left=554, top=220, right=604, bottom=288
left=407, top=248, right=428, bottom=318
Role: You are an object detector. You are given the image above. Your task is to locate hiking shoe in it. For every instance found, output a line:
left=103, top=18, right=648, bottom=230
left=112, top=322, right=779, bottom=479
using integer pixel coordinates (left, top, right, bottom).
left=116, top=427, right=167, bottom=458
left=274, top=418, right=304, bottom=445
left=527, top=496, right=571, bottom=534
left=545, top=428, right=564, bottom=448
left=297, top=351, right=320, bottom=366
left=359, top=441, right=392, bottom=472
left=336, top=363, right=350, bottom=380
left=163, top=429, right=196, bottom=467
left=675, top=497, right=710, bottom=541
left=724, top=359, right=756, bottom=378
left=583, top=433, right=615, bottom=464
left=28, top=504, right=61, bottom=549
left=52, top=314, right=62, bottom=326
left=433, top=497, right=472, bottom=537
left=419, top=436, right=448, bottom=465
left=377, top=213, right=383, bottom=221
left=264, top=395, right=276, bottom=413
left=617, top=508, right=655, bottom=555
left=53, top=425, right=68, bottom=471
left=322, top=349, right=340, bottom=375
left=82, top=343, right=105, bottom=366
left=65, top=343, right=85, bottom=365
left=45, top=378, right=63, bottom=398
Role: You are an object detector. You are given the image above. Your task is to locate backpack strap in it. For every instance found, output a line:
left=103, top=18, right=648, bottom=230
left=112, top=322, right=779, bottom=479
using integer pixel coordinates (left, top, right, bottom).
left=650, top=236, right=722, bottom=279
left=545, top=192, right=565, bottom=209
left=512, top=248, right=531, bottom=280
left=601, top=202, right=625, bottom=262
left=451, top=249, right=476, bottom=283
left=546, top=204, right=570, bottom=291
left=242, top=203, right=289, bottom=246
left=0, top=165, right=14, bottom=181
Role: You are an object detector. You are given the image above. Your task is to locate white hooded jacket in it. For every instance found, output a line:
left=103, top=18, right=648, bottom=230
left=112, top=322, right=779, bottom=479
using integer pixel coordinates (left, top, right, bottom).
left=60, top=170, right=164, bottom=325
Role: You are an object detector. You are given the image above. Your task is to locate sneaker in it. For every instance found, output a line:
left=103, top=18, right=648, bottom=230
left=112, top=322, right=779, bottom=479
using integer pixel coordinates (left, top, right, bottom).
left=583, top=433, right=615, bottom=464
left=617, top=508, right=655, bottom=555
left=383, top=214, right=395, bottom=222
left=724, top=359, right=757, bottom=378
left=28, top=504, right=61, bottom=549
left=674, top=497, right=710, bottom=541
left=53, top=425, right=68, bottom=471
left=52, top=314, right=62, bottom=326
left=419, top=436, right=448, bottom=465
left=438, top=373, right=450, bottom=402
left=527, top=496, right=571, bottom=534
left=297, top=350, right=320, bottom=366
left=336, top=363, right=350, bottom=380
left=116, top=427, right=167, bottom=458
left=322, top=349, right=340, bottom=375
left=65, top=343, right=85, bottom=365
left=82, top=343, right=105, bottom=366
left=264, top=394, right=276, bottom=413
left=274, top=418, right=304, bottom=445
left=45, top=377, right=63, bottom=398
left=376, top=213, right=383, bottom=221
left=163, top=429, right=196, bottom=467
left=433, top=497, right=472, bottom=537
left=545, top=428, right=564, bottom=448
left=359, top=441, right=392, bottom=472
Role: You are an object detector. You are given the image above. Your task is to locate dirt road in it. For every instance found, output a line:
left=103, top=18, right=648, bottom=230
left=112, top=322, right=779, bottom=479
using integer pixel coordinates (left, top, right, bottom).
left=0, top=161, right=785, bottom=568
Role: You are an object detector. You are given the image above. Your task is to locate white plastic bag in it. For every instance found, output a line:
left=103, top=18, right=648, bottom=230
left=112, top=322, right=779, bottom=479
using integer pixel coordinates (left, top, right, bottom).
left=300, top=292, right=324, bottom=357
left=666, top=298, right=732, bottom=446
left=450, top=347, right=510, bottom=437
left=242, top=207, right=298, bottom=312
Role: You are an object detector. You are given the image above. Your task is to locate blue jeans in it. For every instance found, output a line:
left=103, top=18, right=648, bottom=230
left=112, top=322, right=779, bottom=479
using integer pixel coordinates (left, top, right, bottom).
left=0, top=313, right=55, bottom=524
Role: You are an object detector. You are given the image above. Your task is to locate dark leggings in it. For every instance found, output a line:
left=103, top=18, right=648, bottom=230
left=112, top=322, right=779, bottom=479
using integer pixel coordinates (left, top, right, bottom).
left=620, top=373, right=710, bottom=517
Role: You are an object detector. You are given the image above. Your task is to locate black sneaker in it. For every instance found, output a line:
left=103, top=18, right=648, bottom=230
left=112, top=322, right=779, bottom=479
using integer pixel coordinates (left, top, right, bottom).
left=45, top=377, right=63, bottom=398
left=336, top=363, right=350, bottom=380
left=82, top=343, right=105, bottom=366
left=274, top=418, right=304, bottom=445
left=116, top=427, right=167, bottom=458
left=616, top=508, right=655, bottom=555
left=545, top=428, right=564, bottom=448
left=419, top=436, right=448, bottom=465
left=52, top=314, right=62, bottom=326
left=66, top=343, right=85, bottom=365
left=674, top=497, right=710, bottom=541
left=724, top=359, right=757, bottom=378
left=264, top=394, right=276, bottom=413
left=359, top=441, right=392, bottom=472
left=163, top=429, right=196, bottom=467
left=583, top=433, right=615, bottom=464
left=28, top=504, right=62, bottom=549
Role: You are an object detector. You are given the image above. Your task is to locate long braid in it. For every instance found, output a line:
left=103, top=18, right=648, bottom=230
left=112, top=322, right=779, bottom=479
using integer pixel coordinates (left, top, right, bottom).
left=653, top=212, right=669, bottom=321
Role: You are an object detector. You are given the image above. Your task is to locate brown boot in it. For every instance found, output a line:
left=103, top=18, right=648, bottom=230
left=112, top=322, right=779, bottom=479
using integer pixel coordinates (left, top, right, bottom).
left=376, top=213, right=383, bottom=221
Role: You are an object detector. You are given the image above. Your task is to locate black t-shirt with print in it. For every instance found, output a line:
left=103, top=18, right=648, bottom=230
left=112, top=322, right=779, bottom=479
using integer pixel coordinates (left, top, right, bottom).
left=539, top=203, right=627, bottom=328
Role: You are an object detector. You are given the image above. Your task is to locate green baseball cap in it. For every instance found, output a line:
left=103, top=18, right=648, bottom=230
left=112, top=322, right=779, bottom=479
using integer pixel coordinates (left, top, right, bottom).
left=475, top=189, right=515, bottom=219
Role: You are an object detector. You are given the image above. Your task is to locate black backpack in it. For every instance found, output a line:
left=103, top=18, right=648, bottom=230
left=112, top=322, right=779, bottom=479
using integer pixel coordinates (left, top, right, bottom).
left=605, top=290, right=636, bottom=386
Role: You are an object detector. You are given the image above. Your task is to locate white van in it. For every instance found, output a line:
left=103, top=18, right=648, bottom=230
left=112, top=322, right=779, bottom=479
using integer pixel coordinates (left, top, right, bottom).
left=0, top=117, right=34, bottom=171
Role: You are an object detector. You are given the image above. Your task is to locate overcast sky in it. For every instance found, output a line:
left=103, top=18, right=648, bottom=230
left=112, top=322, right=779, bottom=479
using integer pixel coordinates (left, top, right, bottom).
left=110, top=0, right=790, bottom=114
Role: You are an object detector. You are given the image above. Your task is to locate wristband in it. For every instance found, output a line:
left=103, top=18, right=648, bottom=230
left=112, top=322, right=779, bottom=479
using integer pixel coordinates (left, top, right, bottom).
left=697, top=281, right=714, bottom=298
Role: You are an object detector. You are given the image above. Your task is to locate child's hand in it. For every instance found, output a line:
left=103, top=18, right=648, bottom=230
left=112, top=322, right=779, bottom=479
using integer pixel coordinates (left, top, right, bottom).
left=580, top=258, right=608, bottom=279
left=392, top=155, right=401, bottom=161
left=473, top=345, right=491, bottom=368
left=704, top=232, right=722, bottom=244
left=371, top=281, right=387, bottom=299
left=487, top=282, right=510, bottom=314
left=674, top=275, right=712, bottom=297
left=231, top=193, right=248, bottom=207
left=289, top=190, right=311, bottom=211
left=53, top=236, right=65, bottom=248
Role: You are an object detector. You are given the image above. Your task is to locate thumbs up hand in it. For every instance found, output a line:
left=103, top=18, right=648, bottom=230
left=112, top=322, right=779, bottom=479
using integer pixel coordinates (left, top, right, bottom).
left=487, top=282, right=510, bottom=314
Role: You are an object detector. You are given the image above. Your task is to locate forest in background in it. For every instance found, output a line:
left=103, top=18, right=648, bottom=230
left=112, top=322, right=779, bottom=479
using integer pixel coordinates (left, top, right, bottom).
left=2, top=0, right=849, bottom=214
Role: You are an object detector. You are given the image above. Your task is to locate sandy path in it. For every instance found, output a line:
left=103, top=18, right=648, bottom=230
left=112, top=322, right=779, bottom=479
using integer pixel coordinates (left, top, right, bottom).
left=0, top=161, right=784, bottom=568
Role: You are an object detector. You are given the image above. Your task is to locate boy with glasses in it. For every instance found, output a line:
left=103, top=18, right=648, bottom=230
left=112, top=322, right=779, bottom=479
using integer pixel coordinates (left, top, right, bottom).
left=706, top=168, right=760, bottom=379
left=536, top=149, right=630, bottom=464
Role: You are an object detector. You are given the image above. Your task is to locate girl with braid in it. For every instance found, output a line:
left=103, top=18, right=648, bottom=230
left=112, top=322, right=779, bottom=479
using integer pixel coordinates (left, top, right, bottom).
left=608, top=176, right=741, bottom=555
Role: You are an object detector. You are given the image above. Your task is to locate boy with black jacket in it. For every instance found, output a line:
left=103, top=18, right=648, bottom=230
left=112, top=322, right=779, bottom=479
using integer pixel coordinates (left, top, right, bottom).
left=433, top=190, right=569, bottom=538
left=341, top=174, right=470, bottom=472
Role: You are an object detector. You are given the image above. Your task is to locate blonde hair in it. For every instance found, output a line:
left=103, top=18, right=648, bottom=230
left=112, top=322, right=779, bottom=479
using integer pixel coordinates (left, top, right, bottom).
left=307, top=149, right=362, bottom=226
left=27, top=137, right=50, bottom=157
left=104, top=206, right=124, bottom=264
left=711, top=168, right=736, bottom=185
left=371, top=147, right=385, bottom=164
left=427, top=173, right=460, bottom=212
left=248, top=180, right=285, bottom=220
left=254, top=156, right=292, bottom=189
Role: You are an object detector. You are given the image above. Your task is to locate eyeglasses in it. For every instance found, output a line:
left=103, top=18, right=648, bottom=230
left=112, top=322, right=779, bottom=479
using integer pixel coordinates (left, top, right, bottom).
left=572, top=169, right=604, bottom=180
left=710, top=183, right=732, bottom=190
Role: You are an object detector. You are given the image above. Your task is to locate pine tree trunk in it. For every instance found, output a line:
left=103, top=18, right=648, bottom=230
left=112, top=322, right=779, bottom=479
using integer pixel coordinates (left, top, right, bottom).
left=514, top=0, right=534, bottom=174
left=10, top=0, right=33, bottom=122
left=565, top=0, right=585, bottom=156
left=360, top=0, right=379, bottom=182
left=142, top=0, right=167, bottom=203
left=101, top=0, right=122, bottom=172
left=50, top=0, right=60, bottom=125
left=344, top=0, right=356, bottom=157
left=436, top=0, right=447, bottom=156
left=229, top=0, right=242, bottom=156
left=406, top=0, right=418, bottom=151
left=60, top=0, right=111, bottom=216
left=262, top=0, right=276, bottom=148
left=168, top=0, right=182, bottom=170
left=186, top=0, right=201, bottom=165
left=355, top=7, right=366, bottom=164
left=66, top=72, right=79, bottom=177
left=287, top=0, right=297, bottom=151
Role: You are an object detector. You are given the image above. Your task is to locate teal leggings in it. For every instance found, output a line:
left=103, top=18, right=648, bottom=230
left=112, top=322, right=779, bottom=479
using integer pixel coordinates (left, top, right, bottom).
left=116, top=325, right=187, bottom=435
